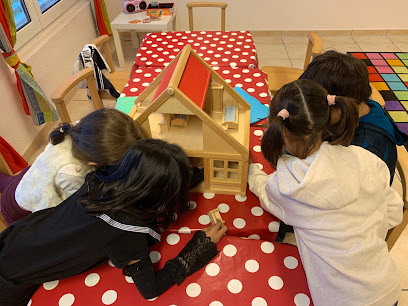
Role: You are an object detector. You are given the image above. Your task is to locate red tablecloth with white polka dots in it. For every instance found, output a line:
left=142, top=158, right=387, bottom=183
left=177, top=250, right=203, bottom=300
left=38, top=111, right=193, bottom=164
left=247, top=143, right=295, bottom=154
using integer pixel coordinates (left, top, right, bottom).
left=132, top=31, right=258, bottom=72
left=31, top=234, right=313, bottom=306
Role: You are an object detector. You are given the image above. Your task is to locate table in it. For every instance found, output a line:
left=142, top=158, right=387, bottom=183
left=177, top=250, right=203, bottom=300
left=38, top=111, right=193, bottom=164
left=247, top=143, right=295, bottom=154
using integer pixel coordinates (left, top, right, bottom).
left=111, top=8, right=177, bottom=68
left=133, top=31, right=258, bottom=71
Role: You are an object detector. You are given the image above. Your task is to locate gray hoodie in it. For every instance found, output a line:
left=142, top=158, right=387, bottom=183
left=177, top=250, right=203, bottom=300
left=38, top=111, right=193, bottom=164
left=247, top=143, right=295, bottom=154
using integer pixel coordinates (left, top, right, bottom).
left=248, top=142, right=402, bottom=306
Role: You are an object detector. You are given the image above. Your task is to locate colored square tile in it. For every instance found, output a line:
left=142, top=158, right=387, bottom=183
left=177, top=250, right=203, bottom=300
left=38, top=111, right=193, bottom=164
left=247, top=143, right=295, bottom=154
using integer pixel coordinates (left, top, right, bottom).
left=381, top=74, right=400, bottom=82
left=371, top=82, right=389, bottom=90
left=381, top=90, right=398, bottom=101
left=400, top=101, right=408, bottom=111
left=385, top=101, right=405, bottom=111
left=381, top=53, right=398, bottom=59
left=395, top=91, right=408, bottom=100
left=376, top=66, right=394, bottom=73
left=350, top=52, right=367, bottom=59
left=403, top=59, right=408, bottom=66
left=396, top=53, right=408, bottom=60
left=405, top=82, right=408, bottom=88
left=396, top=123, right=408, bottom=135
left=387, top=82, right=408, bottom=91
left=366, top=53, right=383, bottom=59
left=386, top=59, right=404, bottom=66
left=400, top=74, right=408, bottom=82
left=367, top=66, right=377, bottom=73
left=369, top=74, right=383, bottom=82
left=371, top=59, right=387, bottom=66
left=388, top=111, right=408, bottom=122
left=393, top=67, right=408, bottom=73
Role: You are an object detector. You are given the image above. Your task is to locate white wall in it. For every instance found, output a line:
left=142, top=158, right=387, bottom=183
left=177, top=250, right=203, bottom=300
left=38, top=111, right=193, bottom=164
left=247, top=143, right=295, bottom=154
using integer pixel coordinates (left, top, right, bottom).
left=0, top=0, right=97, bottom=154
left=105, top=0, right=408, bottom=31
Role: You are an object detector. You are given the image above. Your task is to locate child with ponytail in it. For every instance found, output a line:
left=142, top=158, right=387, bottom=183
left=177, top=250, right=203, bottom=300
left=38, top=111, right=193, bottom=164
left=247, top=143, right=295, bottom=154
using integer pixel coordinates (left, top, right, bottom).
left=0, top=108, right=145, bottom=225
left=248, top=79, right=403, bottom=306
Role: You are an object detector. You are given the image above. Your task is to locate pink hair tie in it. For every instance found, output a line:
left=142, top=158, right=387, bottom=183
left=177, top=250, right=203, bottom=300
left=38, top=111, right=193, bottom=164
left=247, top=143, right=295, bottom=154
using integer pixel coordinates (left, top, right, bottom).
left=277, top=109, right=289, bottom=120
left=327, top=94, right=336, bottom=106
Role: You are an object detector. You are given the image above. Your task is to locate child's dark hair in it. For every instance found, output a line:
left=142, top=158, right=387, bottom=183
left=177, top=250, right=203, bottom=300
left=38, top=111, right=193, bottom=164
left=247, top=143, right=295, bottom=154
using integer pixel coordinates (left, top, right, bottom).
left=261, top=79, right=359, bottom=167
left=49, top=109, right=145, bottom=165
left=299, top=50, right=372, bottom=104
left=79, top=139, right=192, bottom=229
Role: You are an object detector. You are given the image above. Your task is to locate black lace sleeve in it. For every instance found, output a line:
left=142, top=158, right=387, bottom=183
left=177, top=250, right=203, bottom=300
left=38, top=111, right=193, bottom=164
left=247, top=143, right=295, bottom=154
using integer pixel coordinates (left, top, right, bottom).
left=123, top=231, right=218, bottom=299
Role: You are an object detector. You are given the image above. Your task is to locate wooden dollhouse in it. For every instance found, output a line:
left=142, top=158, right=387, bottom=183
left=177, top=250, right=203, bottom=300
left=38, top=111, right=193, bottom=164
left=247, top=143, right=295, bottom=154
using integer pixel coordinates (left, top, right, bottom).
left=129, top=45, right=250, bottom=195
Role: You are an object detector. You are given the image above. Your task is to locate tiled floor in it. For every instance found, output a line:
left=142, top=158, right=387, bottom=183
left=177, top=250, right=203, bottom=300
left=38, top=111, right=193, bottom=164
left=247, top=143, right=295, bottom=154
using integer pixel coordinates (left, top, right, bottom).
left=34, top=32, right=408, bottom=304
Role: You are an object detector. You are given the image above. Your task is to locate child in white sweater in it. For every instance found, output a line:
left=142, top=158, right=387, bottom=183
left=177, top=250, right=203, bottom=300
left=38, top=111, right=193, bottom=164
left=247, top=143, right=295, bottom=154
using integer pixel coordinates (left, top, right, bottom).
left=248, top=79, right=403, bottom=306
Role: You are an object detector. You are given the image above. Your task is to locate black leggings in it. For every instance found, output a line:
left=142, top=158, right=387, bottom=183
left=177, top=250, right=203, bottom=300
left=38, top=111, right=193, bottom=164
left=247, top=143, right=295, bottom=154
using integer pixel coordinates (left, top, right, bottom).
left=0, top=275, right=38, bottom=306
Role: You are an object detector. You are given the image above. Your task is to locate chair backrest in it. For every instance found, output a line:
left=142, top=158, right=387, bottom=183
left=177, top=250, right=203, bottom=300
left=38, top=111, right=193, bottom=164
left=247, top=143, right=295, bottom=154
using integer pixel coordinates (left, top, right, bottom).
left=91, top=35, right=116, bottom=74
left=386, top=145, right=408, bottom=250
left=186, top=2, right=227, bottom=31
left=303, top=32, right=323, bottom=70
left=51, top=67, right=103, bottom=124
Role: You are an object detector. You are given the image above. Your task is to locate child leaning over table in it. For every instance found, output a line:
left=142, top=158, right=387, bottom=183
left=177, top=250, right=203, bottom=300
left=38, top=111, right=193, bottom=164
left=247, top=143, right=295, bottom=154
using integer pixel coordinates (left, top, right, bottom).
left=248, top=79, right=403, bottom=306
left=0, top=108, right=145, bottom=226
left=0, top=139, right=228, bottom=306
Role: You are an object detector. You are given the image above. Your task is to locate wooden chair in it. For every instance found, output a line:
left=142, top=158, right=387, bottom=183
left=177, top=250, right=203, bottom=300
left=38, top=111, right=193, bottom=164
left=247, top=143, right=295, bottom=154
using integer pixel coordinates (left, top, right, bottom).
left=186, top=2, right=227, bottom=31
left=51, top=67, right=103, bottom=123
left=262, top=32, right=323, bottom=94
left=386, top=145, right=408, bottom=251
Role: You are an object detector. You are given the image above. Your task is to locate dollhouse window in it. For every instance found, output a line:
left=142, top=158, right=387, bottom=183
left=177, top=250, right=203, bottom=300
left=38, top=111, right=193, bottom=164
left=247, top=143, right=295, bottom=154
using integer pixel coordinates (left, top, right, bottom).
left=211, top=160, right=240, bottom=181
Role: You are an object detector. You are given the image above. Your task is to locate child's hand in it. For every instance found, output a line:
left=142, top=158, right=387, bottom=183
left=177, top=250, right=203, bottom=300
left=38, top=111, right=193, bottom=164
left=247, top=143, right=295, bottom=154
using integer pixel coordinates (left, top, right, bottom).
left=203, top=221, right=228, bottom=244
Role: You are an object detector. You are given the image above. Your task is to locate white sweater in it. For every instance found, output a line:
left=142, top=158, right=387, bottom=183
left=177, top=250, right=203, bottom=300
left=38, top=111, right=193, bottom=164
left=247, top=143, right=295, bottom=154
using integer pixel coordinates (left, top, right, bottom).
left=15, top=136, right=92, bottom=212
left=248, top=142, right=402, bottom=306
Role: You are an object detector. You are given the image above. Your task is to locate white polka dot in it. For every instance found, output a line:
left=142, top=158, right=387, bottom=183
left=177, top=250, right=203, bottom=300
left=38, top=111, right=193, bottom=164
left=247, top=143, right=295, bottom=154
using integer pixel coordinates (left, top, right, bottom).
left=235, top=195, right=247, bottom=202
left=253, top=145, right=261, bottom=152
left=232, top=55, right=239, bottom=59
left=225, top=51, right=231, bottom=55
left=251, top=206, right=264, bottom=216
left=242, top=69, right=250, bottom=73
left=233, top=218, right=246, bottom=229
left=84, top=273, right=100, bottom=287
left=178, top=226, right=191, bottom=234
left=140, top=57, right=147, bottom=61
left=245, top=259, right=260, bottom=273
left=213, top=67, right=219, bottom=70
left=149, top=251, right=161, bottom=263
left=144, top=73, right=151, bottom=77
left=240, top=59, right=247, bottom=63
left=269, top=276, right=283, bottom=290
left=209, top=302, right=223, bottom=306
left=211, top=61, right=218, bottom=65
left=247, top=88, right=255, bottom=93
left=254, top=163, right=263, bottom=170
left=147, top=297, right=158, bottom=301
left=189, top=200, right=197, bottom=209
left=243, top=52, right=249, bottom=55
left=157, top=48, right=163, bottom=51
left=227, top=279, right=243, bottom=294
left=43, top=280, right=59, bottom=290
left=120, top=93, right=126, bottom=97
left=130, top=88, right=138, bottom=92
left=27, top=300, right=32, bottom=306
left=59, top=294, right=75, bottom=306
left=141, top=47, right=147, bottom=50
left=142, top=82, right=149, bottom=87
left=294, top=293, right=311, bottom=306
left=253, top=73, right=261, bottom=77
left=133, top=78, right=140, bottom=82
left=261, top=241, right=275, bottom=253
left=256, top=82, right=264, bottom=87
left=203, top=193, right=215, bottom=199
left=233, top=74, right=241, bottom=78
left=166, top=233, right=180, bottom=245
left=284, top=256, right=299, bottom=269
left=259, top=93, right=268, bottom=98
left=254, top=129, right=263, bottom=136
left=108, top=260, right=115, bottom=267
left=186, top=283, right=201, bottom=297
left=155, top=68, right=163, bottom=72
left=230, top=62, right=237, bottom=67
left=235, top=83, right=243, bottom=88
left=252, top=297, right=267, bottom=306
left=125, top=276, right=134, bottom=283
left=245, top=78, right=252, bottom=82
left=248, top=234, right=260, bottom=240
left=102, top=290, right=117, bottom=305
left=206, top=263, right=220, bottom=276
left=223, top=70, right=230, bottom=74
left=218, top=203, right=230, bottom=213
left=198, top=214, right=211, bottom=225
left=223, top=244, right=237, bottom=257
left=157, top=58, right=164, bottom=62
left=135, top=69, right=143, bottom=73
left=225, top=79, right=231, bottom=83
left=269, top=221, right=280, bottom=232
left=164, top=63, right=169, bottom=67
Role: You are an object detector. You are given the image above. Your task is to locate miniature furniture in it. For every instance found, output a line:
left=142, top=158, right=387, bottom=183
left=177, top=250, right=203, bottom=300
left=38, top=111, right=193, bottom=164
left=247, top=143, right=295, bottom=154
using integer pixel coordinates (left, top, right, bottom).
left=186, top=2, right=227, bottom=31
left=386, top=145, right=408, bottom=250
left=111, top=8, right=177, bottom=67
left=51, top=67, right=102, bottom=123
left=130, top=45, right=251, bottom=196
left=30, top=233, right=312, bottom=305
left=133, top=30, right=258, bottom=70
left=262, top=32, right=323, bottom=94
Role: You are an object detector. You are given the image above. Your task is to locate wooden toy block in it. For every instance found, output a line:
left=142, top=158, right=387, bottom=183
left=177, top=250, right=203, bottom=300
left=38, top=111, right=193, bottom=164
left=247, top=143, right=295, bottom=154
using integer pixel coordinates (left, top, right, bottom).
left=207, top=208, right=225, bottom=225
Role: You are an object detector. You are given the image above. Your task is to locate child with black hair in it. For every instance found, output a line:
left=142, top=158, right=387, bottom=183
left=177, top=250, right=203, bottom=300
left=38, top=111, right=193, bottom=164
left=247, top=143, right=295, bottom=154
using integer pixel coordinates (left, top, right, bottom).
left=299, top=50, right=407, bottom=184
left=0, top=108, right=145, bottom=225
left=0, top=139, right=228, bottom=305
left=248, top=79, right=402, bottom=306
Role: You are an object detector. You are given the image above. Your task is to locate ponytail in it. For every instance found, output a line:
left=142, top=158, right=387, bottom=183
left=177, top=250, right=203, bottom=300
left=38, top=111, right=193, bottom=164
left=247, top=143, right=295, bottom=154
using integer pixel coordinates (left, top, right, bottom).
left=261, top=116, right=285, bottom=167
left=325, top=96, right=359, bottom=145
left=49, top=123, right=72, bottom=145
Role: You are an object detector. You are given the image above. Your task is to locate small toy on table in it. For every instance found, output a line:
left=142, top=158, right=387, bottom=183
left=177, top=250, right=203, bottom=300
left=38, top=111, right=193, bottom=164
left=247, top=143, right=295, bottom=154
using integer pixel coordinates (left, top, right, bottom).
left=208, top=208, right=225, bottom=225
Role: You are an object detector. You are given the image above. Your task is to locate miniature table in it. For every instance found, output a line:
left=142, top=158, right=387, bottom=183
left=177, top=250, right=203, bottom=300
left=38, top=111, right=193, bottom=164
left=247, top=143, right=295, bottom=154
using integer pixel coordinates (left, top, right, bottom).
left=111, top=8, right=177, bottom=67
left=133, top=31, right=258, bottom=71
left=31, top=233, right=313, bottom=306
